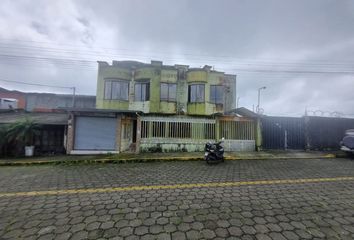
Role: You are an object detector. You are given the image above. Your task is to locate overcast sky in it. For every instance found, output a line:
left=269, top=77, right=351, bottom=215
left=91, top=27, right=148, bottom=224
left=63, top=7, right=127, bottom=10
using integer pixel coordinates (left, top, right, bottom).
left=0, top=0, right=354, bottom=116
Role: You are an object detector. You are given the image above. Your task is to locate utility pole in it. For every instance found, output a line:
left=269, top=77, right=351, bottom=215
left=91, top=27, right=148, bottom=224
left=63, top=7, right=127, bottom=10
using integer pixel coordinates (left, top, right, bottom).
left=256, top=86, right=266, bottom=114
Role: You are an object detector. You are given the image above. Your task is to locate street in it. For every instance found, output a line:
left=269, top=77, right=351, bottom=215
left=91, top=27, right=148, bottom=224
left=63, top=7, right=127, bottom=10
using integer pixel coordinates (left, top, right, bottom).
left=1, top=158, right=354, bottom=239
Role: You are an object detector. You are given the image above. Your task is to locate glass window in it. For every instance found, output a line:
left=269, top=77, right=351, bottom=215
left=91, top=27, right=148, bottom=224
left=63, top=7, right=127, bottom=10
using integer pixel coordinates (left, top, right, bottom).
left=160, top=83, right=177, bottom=102
left=111, top=81, right=120, bottom=99
left=104, top=81, right=112, bottom=99
left=120, top=82, right=129, bottom=100
left=135, top=82, right=150, bottom=101
left=169, top=84, right=177, bottom=101
left=188, top=84, right=205, bottom=103
left=210, top=85, right=224, bottom=104
left=104, top=79, right=129, bottom=100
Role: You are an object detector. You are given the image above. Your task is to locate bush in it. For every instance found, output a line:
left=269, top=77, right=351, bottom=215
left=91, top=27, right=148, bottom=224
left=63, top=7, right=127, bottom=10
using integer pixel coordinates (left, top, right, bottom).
left=6, top=118, right=41, bottom=146
left=0, top=125, right=7, bottom=156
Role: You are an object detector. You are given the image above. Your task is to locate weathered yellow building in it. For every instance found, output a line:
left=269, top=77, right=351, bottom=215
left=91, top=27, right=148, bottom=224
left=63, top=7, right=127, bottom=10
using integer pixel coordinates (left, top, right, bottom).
left=66, top=60, right=258, bottom=154
left=96, top=60, right=236, bottom=115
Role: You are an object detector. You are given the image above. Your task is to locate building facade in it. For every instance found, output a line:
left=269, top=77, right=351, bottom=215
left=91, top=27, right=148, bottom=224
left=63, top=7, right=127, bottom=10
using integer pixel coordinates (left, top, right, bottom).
left=66, top=60, right=259, bottom=155
left=96, top=60, right=236, bottom=115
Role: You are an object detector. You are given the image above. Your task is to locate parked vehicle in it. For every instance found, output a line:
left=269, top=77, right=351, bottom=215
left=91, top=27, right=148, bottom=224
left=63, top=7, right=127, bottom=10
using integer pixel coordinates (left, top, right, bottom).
left=340, top=129, right=354, bottom=157
left=204, top=138, right=225, bottom=164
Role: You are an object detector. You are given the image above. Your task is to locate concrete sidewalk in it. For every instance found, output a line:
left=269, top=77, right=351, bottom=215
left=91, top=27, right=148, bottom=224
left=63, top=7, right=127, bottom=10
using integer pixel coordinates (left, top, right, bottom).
left=0, top=150, right=341, bottom=166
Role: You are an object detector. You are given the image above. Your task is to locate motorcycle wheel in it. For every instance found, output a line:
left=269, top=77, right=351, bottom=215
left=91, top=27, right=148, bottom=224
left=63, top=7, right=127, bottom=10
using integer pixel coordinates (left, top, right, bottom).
left=205, top=155, right=214, bottom=165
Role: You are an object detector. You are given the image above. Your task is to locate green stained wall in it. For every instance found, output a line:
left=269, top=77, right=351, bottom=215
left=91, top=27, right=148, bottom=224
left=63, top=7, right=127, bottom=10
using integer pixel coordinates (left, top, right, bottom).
left=96, top=61, right=236, bottom=116
left=187, top=70, right=207, bottom=83
left=186, top=70, right=225, bottom=115
left=96, top=64, right=131, bottom=109
left=159, top=69, right=178, bottom=114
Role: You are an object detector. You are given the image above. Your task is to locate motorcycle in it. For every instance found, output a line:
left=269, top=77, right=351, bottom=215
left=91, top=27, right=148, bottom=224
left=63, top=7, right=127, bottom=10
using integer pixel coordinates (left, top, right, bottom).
left=204, top=138, right=225, bottom=164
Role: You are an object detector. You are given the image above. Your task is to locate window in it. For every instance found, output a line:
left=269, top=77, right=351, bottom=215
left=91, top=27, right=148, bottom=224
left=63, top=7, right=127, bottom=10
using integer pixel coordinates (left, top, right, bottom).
left=188, top=84, right=205, bottom=103
left=210, top=85, right=224, bottom=104
left=135, top=82, right=150, bottom=101
left=104, top=79, right=129, bottom=100
left=160, top=83, right=177, bottom=102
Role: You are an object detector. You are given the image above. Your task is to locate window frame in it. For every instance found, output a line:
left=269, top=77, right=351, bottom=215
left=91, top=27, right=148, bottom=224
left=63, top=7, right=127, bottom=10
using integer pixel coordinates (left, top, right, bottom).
left=104, top=79, right=129, bottom=101
left=209, top=85, right=224, bottom=105
left=134, top=80, right=150, bottom=102
left=188, top=84, right=205, bottom=103
left=160, top=83, right=177, bottom=102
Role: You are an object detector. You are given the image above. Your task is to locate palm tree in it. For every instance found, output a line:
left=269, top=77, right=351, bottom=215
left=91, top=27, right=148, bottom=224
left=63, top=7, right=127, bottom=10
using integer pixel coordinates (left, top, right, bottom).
left=0, top=125, right=7, bottom=155
left=6, top=118, right=41, bottom=146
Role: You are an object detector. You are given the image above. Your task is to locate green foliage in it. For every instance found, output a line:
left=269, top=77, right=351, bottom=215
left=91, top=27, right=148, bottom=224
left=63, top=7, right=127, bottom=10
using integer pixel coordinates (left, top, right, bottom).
left=5, top=118, right=41, bottom=146
left=0, top=125, right=7, bottom=147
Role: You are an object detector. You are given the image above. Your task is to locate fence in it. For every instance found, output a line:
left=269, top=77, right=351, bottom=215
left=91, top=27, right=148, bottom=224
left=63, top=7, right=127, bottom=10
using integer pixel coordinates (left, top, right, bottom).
left=261, top=116, right=305, bottom=150
left=140, top=116, right=216, bottom=152
left=139, top=115, right=256, bottom=152
left=306, top=116, right=354, bottom=150
left=261, top=116, right=354, bottom=150
left=219, top=118, right=256, bottom=151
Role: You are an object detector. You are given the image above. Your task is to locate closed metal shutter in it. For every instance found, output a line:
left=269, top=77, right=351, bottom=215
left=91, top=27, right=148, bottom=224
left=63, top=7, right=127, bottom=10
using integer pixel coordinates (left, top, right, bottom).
left=74, top=117, right=117, bottom=150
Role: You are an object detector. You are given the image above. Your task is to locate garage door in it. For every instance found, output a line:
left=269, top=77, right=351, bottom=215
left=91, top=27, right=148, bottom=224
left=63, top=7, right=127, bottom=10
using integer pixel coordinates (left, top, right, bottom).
left=74, top=117, right=117, bottom=150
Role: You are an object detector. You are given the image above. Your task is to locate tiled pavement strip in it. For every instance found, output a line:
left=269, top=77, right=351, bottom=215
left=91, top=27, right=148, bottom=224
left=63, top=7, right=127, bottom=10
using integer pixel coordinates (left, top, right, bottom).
left=1, top=158, right=354, bottom=239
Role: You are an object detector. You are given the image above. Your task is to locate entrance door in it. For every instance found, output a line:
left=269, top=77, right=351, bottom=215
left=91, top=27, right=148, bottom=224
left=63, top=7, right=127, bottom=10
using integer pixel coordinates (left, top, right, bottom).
left=132, top=120, right=137, bottom=143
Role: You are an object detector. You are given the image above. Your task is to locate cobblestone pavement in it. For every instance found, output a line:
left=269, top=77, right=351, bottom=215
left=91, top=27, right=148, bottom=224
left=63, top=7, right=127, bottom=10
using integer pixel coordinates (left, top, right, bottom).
left=0, top=158, right=354, bottom=239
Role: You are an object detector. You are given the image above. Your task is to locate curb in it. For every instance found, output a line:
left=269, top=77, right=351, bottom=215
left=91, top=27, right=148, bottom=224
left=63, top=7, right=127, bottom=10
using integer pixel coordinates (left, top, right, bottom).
left=0, top=154, right=338, bottom=166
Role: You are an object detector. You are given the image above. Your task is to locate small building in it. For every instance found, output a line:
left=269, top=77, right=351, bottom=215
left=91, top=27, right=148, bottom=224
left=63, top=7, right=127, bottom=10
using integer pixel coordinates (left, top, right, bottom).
left=0, top=98, right=18, bottom=109
left=0, top=88, right=26, bottom=109
left=66, top=60, right=259, bottom=154
left=0, top=87, right=96, bottom=112
left=26, top=92, right=96, bottom=112
left=0, top=110, right=68, bottom=155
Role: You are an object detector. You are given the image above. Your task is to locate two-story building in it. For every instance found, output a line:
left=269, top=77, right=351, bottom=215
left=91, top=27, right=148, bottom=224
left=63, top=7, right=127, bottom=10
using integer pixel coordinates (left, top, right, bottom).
left=95, top=60, right=236, bottom=115
left=66, top=60, right=258, bottom=154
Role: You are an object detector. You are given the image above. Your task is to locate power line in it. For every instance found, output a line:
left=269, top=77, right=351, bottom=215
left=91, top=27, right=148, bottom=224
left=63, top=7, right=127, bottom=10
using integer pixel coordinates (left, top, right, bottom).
left=1, top=39, right=354, bottom=68
left=1, top=53, right=354, bottom=75
left=0, top=78, right=74, bottom=89
left=2, top=38, right=354, bottom=65
left=1, top=39, right=354, bottom=73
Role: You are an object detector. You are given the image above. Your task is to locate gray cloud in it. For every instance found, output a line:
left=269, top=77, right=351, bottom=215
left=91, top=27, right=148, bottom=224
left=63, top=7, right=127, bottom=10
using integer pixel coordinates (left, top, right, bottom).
left=0, top=0, right=354, bottom=116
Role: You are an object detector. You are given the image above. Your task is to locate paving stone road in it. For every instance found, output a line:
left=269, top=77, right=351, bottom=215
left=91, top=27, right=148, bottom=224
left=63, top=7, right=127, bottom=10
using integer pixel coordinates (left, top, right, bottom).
left=0, top=158, right=354, bottom=239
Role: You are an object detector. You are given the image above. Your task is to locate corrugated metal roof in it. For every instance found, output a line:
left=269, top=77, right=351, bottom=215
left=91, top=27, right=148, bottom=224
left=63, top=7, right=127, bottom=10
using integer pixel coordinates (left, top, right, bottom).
left=63, top=108, right=141, bottom=114
left=0, top=112, right=68, bottom=125
left=224, top=107, right=259, bottom=118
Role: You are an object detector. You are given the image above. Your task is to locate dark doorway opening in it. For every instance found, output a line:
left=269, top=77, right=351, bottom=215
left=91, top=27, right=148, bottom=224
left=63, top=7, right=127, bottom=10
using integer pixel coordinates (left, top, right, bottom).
left=132, top=120, right=137, bottom=143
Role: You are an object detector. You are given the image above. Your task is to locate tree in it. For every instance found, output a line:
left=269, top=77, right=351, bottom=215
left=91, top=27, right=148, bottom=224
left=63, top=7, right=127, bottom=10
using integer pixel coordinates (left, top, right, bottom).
left=0, top=125, right=7, bottom=155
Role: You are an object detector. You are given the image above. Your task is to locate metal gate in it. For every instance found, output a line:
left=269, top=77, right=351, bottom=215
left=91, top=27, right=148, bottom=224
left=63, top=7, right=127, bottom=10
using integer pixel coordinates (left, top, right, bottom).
left=307, top=116, right=354, bottom=150
left=219, top=118, right=256, bottom=151
left=74, top=116, right=117, bottom=150
left=261, top=116, right=305, bottom=150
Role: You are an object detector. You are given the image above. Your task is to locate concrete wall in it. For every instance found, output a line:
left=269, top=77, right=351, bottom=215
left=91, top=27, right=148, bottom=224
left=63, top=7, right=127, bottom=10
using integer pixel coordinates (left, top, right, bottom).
left=140, top=138, right=206, bottom=152
left=0, top=88, right=95, bottom=111
left=223, top=140, right=255, bottom=151
left=26, top=93, right=95, bottom=111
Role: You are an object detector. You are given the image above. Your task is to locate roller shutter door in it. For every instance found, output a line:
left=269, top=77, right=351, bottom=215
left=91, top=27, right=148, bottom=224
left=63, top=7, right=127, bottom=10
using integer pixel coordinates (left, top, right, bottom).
left=74, top=117, right=117, bottom=150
